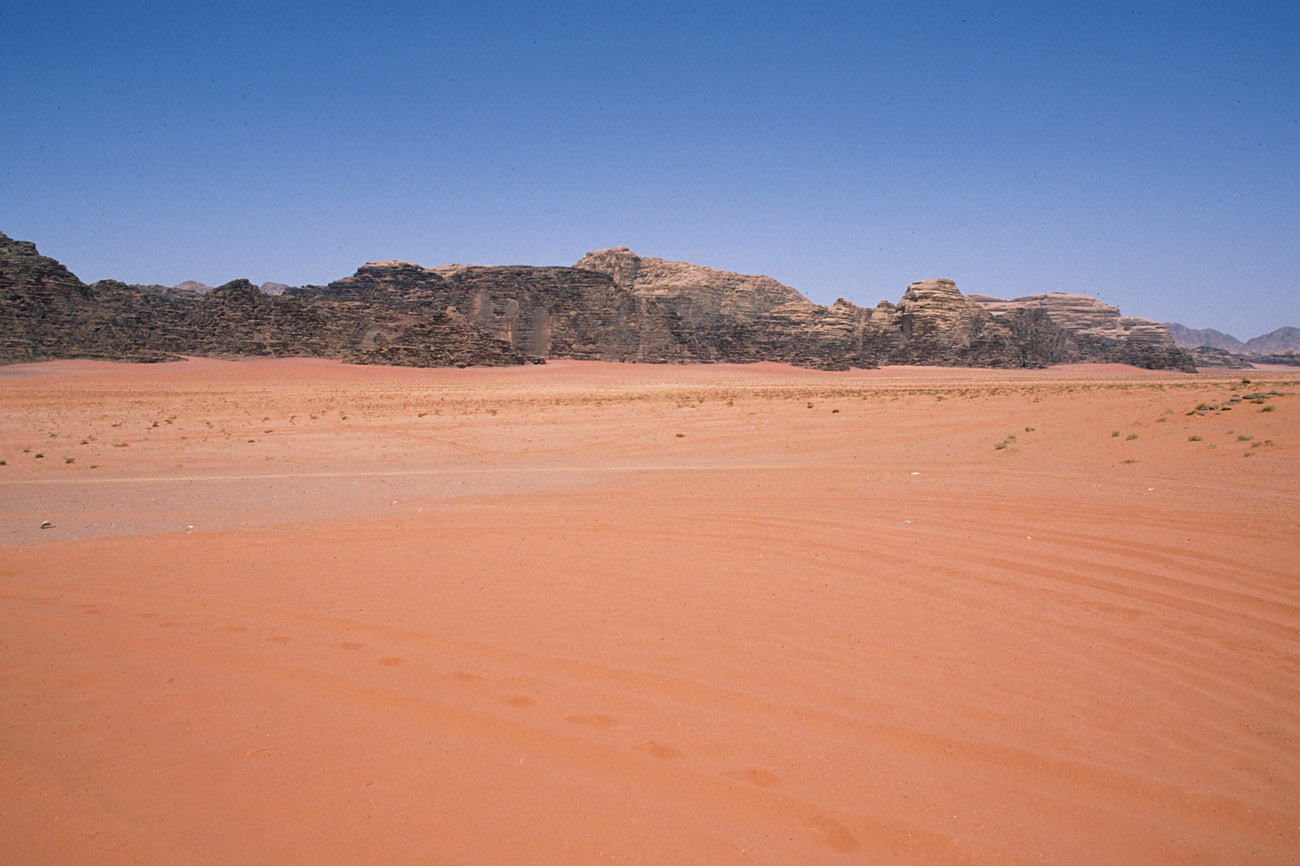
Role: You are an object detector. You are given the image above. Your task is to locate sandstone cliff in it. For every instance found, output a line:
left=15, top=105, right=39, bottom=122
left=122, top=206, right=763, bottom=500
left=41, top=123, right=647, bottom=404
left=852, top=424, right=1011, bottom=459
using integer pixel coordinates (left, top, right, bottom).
left=0, top=232, right=1196, bottom=371
left=0, top=232, right=185, bottom=362
left=969, top=292, right=1176, bottom=348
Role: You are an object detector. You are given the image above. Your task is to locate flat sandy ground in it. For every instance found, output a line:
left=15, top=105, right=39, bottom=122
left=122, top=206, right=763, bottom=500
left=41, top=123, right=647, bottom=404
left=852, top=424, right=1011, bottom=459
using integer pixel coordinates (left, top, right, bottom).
left=2, top=357, right=1298, bottom=864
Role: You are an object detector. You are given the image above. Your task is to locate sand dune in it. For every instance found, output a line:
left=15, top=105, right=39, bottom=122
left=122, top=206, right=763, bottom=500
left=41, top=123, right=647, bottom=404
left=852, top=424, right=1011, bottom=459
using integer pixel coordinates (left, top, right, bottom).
left=2, top=358, right=1298, bottom=864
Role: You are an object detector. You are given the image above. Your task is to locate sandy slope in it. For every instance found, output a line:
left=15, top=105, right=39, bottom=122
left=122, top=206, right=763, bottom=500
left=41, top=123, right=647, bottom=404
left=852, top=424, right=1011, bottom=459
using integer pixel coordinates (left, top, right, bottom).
left=1, top=358, right=1298, bottom=864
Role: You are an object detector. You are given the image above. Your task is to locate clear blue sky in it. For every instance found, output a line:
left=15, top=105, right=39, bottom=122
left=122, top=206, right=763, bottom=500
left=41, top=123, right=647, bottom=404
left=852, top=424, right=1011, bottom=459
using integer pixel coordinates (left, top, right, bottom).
left=4, top=1, right=1297, bottom=338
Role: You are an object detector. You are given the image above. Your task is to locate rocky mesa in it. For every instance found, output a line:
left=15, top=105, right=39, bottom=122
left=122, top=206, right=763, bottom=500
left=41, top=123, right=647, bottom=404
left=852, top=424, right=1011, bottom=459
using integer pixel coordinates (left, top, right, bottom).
left=0, top=231, right=1195, bottom=370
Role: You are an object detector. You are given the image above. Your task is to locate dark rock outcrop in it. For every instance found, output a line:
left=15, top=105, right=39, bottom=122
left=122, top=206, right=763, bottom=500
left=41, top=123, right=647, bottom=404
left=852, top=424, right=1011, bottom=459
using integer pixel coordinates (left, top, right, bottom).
left=968, top=290, right=1195, bottom=371
left=0, top=232, right=186, bottom=362
left=1250, top=351, right=1300, bottom=367
left=1187, top=346, right=1255, bottom=369
left=184, top=280, right=334, bottom=358
left=0, top=231, right=1197, bottom=371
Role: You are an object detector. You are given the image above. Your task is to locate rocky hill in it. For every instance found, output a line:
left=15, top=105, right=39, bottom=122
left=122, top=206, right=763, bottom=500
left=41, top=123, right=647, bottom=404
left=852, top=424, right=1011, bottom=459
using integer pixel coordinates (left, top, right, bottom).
left=0, top=233, right=187, bottom=362
left=0, top=231, right=1195, bottom=371
left=969, top=292, right=1175, bottom=348
left=1165, top=323, right=1246, bottom=352
left=1164, top=322, right=1300, bottom=367
left=1244, top=327, right=1300, bottom=354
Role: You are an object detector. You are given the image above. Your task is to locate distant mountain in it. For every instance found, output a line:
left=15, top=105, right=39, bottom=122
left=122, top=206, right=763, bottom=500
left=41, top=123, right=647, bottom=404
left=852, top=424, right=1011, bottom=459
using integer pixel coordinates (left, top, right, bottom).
left=0, top=230, right=1195, bottom=371
left=174, top=280, right=213, bottom=294
left=1164, top=322, right=1300, bottom=366
left=1164, top=323, right=1246, bottom=352
left=1244, top=327, right=1300, bottom=354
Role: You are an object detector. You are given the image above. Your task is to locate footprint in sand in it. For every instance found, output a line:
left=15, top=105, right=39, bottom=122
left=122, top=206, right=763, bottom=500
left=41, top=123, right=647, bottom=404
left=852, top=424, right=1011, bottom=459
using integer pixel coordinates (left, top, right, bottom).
left=723, top=769, right=781, bottom=787
left=502, top=695, right=535, bottom=708
left=805, top=815, right=860, bottom=854
left=635, top=741, right=681, bottom=759
left=378, top=657, right=404, bottom=667
left=331, top=641, right=363, bottom=650
left=564, top=714, right=619, bottom=731
left=452, top=671, right=483, bottom=682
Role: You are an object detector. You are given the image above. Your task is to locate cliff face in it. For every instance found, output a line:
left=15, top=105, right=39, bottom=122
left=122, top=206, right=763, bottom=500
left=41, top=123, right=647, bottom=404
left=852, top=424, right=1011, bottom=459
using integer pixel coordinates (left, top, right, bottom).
left=964, top=290, right=1194, bottom=370
left=572, top=247, right=838, bottom=364
left=575, top=247, right=812, bottom=319
left=0, top=232, right=1197, bottom=371
left=309, top=260, right=657, bottom=362
left=970, top=292, right=1176, bottom=348
left=0, top=232, right=186, bottom=362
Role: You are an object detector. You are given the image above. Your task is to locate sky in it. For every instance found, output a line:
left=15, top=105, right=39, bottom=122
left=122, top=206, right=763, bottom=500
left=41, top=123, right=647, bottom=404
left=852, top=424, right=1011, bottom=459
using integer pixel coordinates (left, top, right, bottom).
left=3, top=1, right=1298, bottom=338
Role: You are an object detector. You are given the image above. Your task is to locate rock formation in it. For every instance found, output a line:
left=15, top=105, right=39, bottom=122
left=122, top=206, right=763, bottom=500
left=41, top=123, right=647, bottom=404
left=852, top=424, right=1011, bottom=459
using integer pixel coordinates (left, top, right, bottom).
left=0, top=231, right=1196, bottom=371
left=1244, top=327, right=1300, bottom=354
left=1164, top=323, right=1246, bottom=352
left=1252, top=352, right=1300, bottom=367
left=0, top=232, right=186, bottom=362
left=969, top=292, right=1175, bottom=348
left=1164, top=323, right=1300, bottom=367
left=1186, top=346, right=1255, bottom=369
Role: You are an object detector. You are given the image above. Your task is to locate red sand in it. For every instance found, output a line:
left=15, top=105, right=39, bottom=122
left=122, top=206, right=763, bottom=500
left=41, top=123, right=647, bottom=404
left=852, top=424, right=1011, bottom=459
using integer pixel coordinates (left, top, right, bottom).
left=2, top=358, right=1298, bottom=864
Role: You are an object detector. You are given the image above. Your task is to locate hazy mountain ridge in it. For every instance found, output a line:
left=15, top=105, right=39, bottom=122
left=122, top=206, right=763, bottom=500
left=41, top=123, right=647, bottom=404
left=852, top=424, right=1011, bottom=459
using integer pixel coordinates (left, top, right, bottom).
left=1165, top=323, right=1241, bottom=352
left=1, top=230, right=1194, bottom=370
left=1164, top=322, right=1300, bottom=367
left=1243, top=326, right=1300, bottom=354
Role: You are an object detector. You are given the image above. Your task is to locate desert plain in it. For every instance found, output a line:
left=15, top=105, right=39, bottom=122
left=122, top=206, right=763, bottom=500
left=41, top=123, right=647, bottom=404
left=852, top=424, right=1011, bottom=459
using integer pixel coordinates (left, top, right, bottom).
left=1, top=357, right=1298, bottom=864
